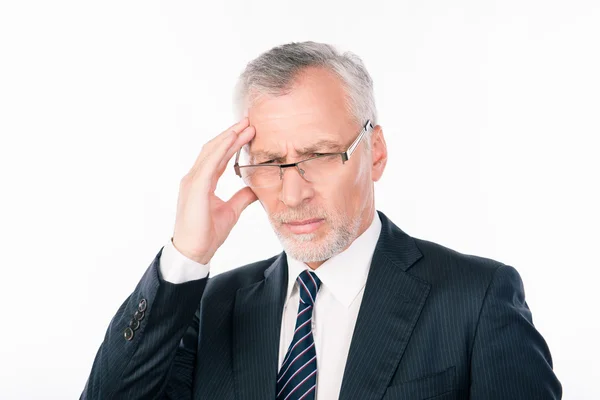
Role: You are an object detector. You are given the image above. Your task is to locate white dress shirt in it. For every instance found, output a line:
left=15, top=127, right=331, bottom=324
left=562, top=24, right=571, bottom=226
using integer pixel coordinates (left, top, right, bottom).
left=159, top=211, right=382, bottom=399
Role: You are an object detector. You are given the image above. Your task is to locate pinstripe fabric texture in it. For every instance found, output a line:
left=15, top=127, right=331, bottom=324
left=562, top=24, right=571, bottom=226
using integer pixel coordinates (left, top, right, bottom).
left=81, top=210, right=562, bottom=400
left=276, top=270, right=322, bottom=400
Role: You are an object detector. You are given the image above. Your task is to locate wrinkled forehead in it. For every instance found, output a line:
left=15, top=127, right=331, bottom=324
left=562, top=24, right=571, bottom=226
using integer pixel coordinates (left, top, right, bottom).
left=241, top=67, right=357, bottom=161
left=241, top=120, right=354, bottom=165
left=240, top=122, right=349, bottom=163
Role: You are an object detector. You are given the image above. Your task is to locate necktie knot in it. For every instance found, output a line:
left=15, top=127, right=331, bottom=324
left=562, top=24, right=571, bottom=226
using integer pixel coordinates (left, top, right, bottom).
left=297, top=269, right=321, bottom=306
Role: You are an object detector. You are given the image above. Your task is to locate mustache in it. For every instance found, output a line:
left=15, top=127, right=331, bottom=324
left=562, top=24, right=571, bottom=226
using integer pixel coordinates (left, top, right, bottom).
left=271, top=209, right=328, bottom=224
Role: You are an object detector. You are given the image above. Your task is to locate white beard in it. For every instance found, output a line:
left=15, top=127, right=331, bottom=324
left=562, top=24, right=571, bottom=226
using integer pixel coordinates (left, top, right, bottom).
left=270, top=209, right=362, bottom=262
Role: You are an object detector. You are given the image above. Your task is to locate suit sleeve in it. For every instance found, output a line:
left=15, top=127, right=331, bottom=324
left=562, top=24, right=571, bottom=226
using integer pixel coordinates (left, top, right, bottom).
left=80, top=247, right=208, bottom=400
left=469, top=264, right=562, bottom=399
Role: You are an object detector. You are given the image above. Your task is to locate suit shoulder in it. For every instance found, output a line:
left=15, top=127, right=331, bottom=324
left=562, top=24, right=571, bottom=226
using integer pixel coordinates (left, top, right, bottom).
left=411, top=236, right=510, bottom=285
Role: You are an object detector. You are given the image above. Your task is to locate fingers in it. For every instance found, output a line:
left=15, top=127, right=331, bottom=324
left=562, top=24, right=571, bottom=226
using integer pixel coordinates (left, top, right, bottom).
left=226, top=186, right=258, bottom=222
left=215, top=125, right=255, bottom=177
left=186, top=122, right=256, bottom=195
left=215, top=118, right=250, bottom=147
left=190, top=118, right=250, bottom=172
left=204, top=124, right=255, bottom=181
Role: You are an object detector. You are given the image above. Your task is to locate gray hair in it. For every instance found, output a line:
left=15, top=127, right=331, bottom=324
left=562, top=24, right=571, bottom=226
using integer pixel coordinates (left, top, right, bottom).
left=234, top=41, right=377, bottom=148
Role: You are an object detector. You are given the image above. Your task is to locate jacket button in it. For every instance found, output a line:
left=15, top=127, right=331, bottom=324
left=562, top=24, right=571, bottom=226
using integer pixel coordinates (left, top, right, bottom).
left=129, top=319, right=140, bottom=331
left=138, top=298, right=147, bottom=312
left=134, top=310, right=145, bottom=321
left=124, top=327, right=134, bottom=341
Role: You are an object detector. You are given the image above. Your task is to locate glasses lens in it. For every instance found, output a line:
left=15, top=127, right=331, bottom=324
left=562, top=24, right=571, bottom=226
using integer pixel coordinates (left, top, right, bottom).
left=240, top=165, right=280, bottom=188
left=237, top=154, right=344, bottom=188
left=298, top=155, right=342, bottom=182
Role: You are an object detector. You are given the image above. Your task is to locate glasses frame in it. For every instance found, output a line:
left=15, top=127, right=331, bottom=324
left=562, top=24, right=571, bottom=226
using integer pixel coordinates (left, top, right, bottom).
left=233, top=120, right=374, bottom=185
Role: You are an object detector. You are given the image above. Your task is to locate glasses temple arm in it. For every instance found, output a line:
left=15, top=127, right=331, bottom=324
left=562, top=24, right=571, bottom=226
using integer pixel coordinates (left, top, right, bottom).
left=344, top=120, right=372, bottom=160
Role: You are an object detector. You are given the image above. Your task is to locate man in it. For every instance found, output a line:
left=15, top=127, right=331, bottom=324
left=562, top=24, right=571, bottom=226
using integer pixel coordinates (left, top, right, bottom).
left=81, top=41, right=561, bottom=399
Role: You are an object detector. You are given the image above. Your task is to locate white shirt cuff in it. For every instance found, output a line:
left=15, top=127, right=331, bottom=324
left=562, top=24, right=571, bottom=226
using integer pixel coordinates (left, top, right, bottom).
left=159, top=238, right=210, bottom=283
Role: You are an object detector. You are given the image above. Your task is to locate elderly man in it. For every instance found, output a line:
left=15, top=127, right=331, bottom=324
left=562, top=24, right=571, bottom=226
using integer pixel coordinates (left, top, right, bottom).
left=81, top=42, right=561, bottom=399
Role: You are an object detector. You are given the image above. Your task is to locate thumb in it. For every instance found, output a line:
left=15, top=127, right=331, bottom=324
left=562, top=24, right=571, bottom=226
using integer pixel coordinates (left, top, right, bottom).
left=226, top=186, right=258, bottom=221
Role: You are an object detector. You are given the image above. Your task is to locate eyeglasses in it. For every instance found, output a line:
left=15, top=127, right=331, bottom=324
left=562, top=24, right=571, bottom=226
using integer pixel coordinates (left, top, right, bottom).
left=233, top=120, right=373, bottom=188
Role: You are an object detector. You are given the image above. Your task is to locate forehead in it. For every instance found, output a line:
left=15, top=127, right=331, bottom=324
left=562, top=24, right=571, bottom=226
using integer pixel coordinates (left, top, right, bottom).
left=246, top=67, right=356, bottom=158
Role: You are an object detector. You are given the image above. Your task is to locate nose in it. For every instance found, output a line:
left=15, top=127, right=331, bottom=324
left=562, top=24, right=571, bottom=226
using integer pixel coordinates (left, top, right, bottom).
left=278, top=166, right=314, bottom=208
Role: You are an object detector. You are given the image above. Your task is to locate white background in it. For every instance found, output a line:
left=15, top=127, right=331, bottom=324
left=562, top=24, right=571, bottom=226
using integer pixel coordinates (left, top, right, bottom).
left=1, top=0, right=598, bottom=398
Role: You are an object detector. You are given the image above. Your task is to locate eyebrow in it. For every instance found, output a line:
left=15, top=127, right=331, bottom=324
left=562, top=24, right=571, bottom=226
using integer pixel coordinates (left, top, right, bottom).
left=250, top=139, right=345, bottom=161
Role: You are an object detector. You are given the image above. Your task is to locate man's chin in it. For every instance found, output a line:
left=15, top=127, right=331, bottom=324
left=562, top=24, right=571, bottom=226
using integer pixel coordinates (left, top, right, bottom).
left=278, top=230, right=319, bottom=243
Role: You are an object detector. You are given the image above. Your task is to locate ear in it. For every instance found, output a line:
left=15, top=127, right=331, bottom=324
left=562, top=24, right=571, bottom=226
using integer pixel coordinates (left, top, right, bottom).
left=370, top=125, right=388, bottom=182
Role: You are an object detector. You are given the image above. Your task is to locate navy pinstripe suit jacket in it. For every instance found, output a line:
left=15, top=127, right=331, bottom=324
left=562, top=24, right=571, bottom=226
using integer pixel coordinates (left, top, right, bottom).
left=81, top=210, right=561, bottom=399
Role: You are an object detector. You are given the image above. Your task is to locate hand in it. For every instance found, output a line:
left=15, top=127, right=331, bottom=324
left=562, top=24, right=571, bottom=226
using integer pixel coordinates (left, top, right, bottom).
left=172, top=118, right=258, bottom=264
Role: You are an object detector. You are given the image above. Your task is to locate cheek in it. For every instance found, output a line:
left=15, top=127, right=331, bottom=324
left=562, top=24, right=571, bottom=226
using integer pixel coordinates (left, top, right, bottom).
left=318, top=173, right=363, bottom=208
left=345, top=162, right=372, bottom=207
left=253, top=189, right=276, bottom=213
left=354, top=155, right=372, bottom=183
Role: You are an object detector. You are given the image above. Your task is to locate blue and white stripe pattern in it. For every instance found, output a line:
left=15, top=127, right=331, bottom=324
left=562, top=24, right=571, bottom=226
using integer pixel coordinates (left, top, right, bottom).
left=276, top=269, right=322, bottom=400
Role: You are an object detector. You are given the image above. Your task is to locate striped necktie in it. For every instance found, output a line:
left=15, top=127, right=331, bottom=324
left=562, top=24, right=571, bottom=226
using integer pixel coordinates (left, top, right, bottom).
left=276, top=269, right=322, bottom=400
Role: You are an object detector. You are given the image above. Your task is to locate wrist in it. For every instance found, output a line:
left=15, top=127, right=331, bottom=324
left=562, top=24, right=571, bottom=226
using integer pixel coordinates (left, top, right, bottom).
left=171, top=238, right=211, bottom=265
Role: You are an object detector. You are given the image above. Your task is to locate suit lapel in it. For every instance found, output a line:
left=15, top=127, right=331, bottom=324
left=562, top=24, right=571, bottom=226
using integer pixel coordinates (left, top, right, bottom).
left=338, top=211, right=431, bottom=400
left=232, top=253, right=288, bottom=400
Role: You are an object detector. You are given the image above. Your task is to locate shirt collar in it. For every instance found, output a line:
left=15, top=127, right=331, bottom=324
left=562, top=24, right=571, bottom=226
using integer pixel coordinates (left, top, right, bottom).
left=285, top=210, right=382, bottom=308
